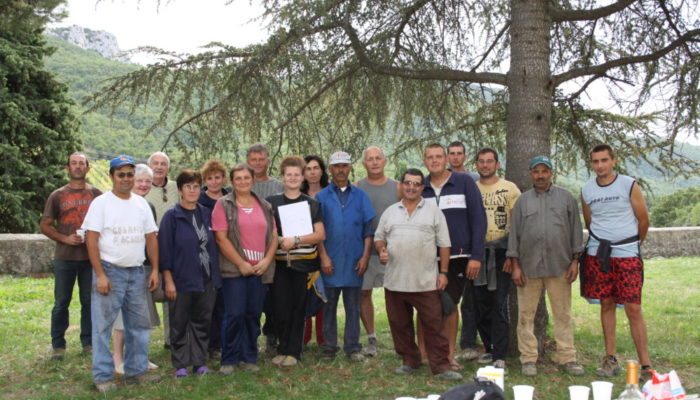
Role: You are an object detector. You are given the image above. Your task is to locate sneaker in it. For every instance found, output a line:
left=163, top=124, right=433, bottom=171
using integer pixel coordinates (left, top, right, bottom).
left=640, top=366, right=653, bottom=385
left=174, top=368, right=188, bottom=378
left=280, top=356, right=298, bottom=367
left=125, top=372, right=162, bottom=385
left=194, top=366, right=210, bottom=376
left=458, top=348, right=479, bottom=361
left=82, top=345, right=92, bottom=355
left=148, top=360, right=159, bottom=370
left=115, top=363, right=125, bottom=375
left=94, top=380, right=117, bottom=393
left=493, top=359, right=506, bottom=369
left=237, top=361, right=260, bottom=372
left=596, top=355, right=620, bottom=378
left=435, top=369, right=463, bottom=381
left=51, top=347, right=66, bottom=361
left=219, top=365, right=235, bottom=375
left=521, top=362, right=537, bottom=376
left=363, top=337, right=379, bottom=357
left=477, top=353, right=493, bottom=364
left=562, top=362, right=585, bottom=376
left=272, top=355, right=286, bottom=366
left=394, top=365, right=418, bottom=375
left=349, top=352, right=366, bottom=362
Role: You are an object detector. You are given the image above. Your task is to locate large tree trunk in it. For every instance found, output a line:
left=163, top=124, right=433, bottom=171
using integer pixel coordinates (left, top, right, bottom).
left=504, top=0, right=554, bottom=358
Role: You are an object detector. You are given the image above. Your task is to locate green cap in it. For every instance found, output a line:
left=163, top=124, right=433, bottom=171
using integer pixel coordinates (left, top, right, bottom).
left=529, top=155, right=553, bottom=169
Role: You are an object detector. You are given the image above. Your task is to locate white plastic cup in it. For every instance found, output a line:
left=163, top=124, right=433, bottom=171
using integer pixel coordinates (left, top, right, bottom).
left=569, top=385, right=591, bottom=400
left=591, top=381, right=614, bottom=400
left=395, top=397, right=416, bottom=400
left=76, top=229, right=85, bottom=240
left=513, top=385, right=535, bottom=400
left=426, top=395, right=441, bottom=400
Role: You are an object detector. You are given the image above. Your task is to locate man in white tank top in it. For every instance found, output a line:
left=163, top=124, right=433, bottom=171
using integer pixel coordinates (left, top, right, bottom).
left=581, top=144, right=651, bottom=381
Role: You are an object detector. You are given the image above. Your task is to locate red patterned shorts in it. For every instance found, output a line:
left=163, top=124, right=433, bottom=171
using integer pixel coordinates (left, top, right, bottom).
left=582, top=255, right=643, bottom=305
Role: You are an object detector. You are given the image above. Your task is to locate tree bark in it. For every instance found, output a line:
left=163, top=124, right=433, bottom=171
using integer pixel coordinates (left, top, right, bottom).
left=505, top=0, right=553, bottom=358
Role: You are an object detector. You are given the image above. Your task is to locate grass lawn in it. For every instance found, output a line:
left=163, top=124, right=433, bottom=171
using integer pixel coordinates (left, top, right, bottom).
left=0, top=257, right=698, bottom=399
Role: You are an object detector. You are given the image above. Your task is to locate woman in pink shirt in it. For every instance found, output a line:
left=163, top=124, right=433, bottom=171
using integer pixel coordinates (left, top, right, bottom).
left=211, top=163, right=278, bottom=374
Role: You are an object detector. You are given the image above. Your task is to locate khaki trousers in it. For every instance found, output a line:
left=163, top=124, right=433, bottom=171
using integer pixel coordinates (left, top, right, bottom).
left=516, top=273, right=577, bottom=364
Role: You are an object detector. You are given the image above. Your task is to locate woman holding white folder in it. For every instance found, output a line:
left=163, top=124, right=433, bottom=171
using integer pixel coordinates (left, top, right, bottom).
left=266, top=156, right=326, bottom=367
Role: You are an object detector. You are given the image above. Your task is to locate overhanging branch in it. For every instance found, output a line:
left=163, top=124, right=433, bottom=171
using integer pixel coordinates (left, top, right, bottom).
left=551, top=0, right=638, bottom=22
left=553, top=29, right=700, bottom=85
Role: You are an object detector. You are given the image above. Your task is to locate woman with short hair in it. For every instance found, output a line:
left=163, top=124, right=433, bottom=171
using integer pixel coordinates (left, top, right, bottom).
left=159, top=169, right=222, bottom=377
left=211, top=163, right=278, bottom=374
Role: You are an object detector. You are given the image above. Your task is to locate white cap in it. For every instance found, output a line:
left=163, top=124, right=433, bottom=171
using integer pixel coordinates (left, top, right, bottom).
left=328, top=151, right=352, bottom=165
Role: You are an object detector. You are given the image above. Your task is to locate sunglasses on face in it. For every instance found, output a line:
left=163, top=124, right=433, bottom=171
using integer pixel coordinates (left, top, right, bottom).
left=116, top=172, right=135, bottom=178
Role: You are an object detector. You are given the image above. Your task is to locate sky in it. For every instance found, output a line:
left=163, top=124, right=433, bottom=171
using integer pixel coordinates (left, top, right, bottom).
left=53, top=0, right=269, bottom=55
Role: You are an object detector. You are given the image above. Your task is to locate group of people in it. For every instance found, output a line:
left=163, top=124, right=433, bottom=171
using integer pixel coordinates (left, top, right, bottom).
left=41, top=141, right=651, bottom=393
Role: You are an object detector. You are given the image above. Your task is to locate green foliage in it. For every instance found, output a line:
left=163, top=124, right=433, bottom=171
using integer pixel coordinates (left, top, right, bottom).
left=0, top=0, right=81, bottom=233
left=651, top=187, right=700, bottom=227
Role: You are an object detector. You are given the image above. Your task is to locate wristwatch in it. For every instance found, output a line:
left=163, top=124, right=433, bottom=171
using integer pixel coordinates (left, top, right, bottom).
left=294, top=236, right=301, bottom=246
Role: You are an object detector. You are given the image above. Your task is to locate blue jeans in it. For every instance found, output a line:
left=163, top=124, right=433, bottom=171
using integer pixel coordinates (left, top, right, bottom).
left=221, top=275, right=265, bottom=365
left=91, top=261, right=151, bottom=383
left=322, top=286, right=362, bottom=355
left=51, top=259, right=92, bottom=349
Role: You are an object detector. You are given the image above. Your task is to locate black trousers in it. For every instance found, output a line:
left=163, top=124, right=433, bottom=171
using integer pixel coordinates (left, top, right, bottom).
left=271, top=263, right=309, bottom=360
left=169, top=280, right=216, bottom=369
left=208, top=288, right=225, bottom=351
left=473, top=248, right=511, bottom=360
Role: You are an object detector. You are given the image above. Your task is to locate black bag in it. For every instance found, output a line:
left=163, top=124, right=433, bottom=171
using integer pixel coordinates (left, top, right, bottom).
left=439, top=378, right=505, bottom=400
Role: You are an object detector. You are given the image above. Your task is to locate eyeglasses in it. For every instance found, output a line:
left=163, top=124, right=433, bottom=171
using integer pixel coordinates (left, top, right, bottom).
left=402, top=181, right=423, bottom=187
left=183, top=184, right=201, bottom=191
left=116, top=172, right=134, bottom=178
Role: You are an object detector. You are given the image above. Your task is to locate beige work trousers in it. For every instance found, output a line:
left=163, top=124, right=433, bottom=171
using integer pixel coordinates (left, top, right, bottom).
left=516, top=273, right=577, bottom=364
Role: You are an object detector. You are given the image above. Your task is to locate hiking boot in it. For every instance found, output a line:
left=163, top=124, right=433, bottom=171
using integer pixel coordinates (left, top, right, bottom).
left=562, top=362, right=585, bottom=376
left=174, top=368, right=188, bottom=378
left=51, top=347, right=66, bottom=361
left=237, top=361, right=260, bottom=372
left=435, top=369, right=463, bottom=381
left=493, top=359, right=506, bottom=370
left=280, top=356, right=298, bottom=367
left=521, top=362, right=537, bottom=376
left=94, top=380, right=117, bottom=393
left=363, top=337, right=379, bottom=357
left=640, top=366, right=653, bottom=384
left=219, top=365, right=235, bottom=375
left=394, top=365, right=418, bottom=375
left=349, top=352, right=366, bottom=362
left=125, top=372, right=162, bottom=385
left=271, top=355, right=286, bottom=366
left=477, top=353, right=493, bottom=364
left=458, top=347, right=479, bottom=361
left=596, top=355, right=620, bottom=378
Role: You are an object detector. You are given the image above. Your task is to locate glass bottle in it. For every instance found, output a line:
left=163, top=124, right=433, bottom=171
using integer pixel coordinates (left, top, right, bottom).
left=617, top=360, right=644, bottom=399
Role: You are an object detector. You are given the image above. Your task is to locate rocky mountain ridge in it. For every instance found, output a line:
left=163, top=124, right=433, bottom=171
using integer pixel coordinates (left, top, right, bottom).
left=47, top=25, right=129, bottom=62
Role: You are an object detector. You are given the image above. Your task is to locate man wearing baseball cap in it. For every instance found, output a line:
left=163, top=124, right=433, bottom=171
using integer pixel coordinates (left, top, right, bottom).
left=81, top=155, right=161, bottom=392
left=507, top=155, right=585, bottom=377
left=316, top=151, right=376, bottom=362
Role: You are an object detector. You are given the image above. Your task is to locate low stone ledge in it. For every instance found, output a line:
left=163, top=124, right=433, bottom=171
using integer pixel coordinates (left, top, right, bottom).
left=1, top=227, right=698, bottom=275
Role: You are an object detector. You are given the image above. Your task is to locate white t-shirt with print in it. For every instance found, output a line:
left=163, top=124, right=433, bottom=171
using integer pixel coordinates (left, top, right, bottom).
left=82, top=191, right=159, bottom=267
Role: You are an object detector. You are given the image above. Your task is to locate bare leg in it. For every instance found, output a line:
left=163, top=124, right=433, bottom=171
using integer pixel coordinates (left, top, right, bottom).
left=113, top=329, right=124, bottom=369
left=600, top=298, right=617, bottom=356
left=624, top=303, right=650, bottom=365
left=445, top=310, right=459, bottom=366
left=360, top=289, right=375, bottom=335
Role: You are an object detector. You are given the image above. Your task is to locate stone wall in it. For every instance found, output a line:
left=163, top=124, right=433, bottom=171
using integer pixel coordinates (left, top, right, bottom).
left=1, top=227, right=699, bottom=275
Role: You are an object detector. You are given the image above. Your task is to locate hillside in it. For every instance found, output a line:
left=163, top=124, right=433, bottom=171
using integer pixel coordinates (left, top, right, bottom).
left=43, top=33, right=699, bottom=200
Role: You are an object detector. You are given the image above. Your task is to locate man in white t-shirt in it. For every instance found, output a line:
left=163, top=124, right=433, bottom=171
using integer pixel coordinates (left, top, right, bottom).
left=82, top=155, right=160, bottom=393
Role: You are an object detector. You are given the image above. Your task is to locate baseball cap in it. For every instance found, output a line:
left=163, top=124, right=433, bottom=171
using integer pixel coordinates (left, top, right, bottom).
left=529, top=155, right=553, bottom=169
left=110, top=155, right=136, bottom=169
left=328, top=151, right=352, bottom=165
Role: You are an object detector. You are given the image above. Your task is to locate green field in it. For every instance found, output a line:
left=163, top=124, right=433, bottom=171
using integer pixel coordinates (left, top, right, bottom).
left=1, top=257, right=698, bottom=399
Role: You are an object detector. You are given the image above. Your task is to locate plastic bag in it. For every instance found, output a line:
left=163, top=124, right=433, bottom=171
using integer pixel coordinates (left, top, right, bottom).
left=642, top=370, right=686, bottom=400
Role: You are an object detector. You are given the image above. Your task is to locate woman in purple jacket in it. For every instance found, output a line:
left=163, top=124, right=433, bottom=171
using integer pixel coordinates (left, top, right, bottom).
left=159, top=170, right=222, bottom=378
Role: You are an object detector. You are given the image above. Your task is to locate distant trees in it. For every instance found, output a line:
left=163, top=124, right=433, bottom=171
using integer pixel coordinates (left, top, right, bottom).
left=651, top=187, right=700, bottom=228
left=0, top=0, right=81, bottom=232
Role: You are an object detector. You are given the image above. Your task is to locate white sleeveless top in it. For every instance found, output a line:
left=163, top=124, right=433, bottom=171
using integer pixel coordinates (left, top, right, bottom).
left=582, top=174, right=639, bottom=257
